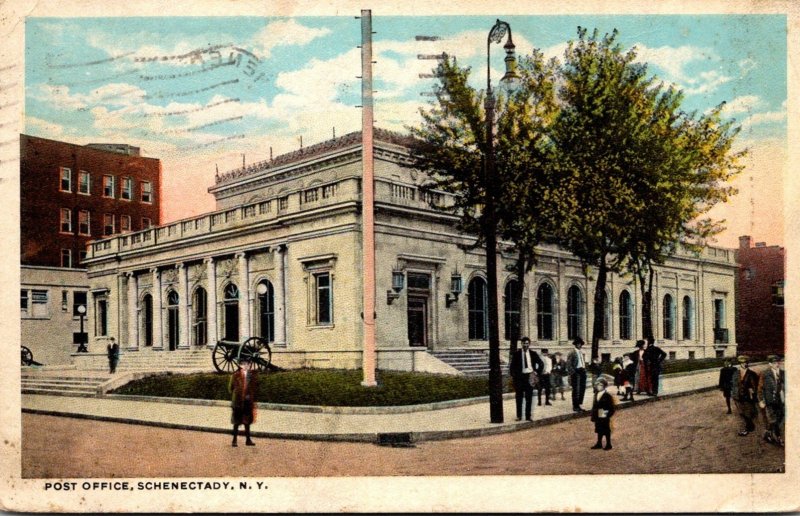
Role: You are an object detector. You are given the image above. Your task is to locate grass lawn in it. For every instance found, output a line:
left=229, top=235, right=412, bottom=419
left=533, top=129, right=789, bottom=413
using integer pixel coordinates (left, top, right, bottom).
left=111, top=369, right=509, bottom=406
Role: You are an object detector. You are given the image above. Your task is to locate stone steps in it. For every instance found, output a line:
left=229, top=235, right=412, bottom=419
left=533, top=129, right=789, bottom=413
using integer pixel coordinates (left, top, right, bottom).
left=21, top=374, right=108, bottom=397
left=430, top=350, right=491, bottom=376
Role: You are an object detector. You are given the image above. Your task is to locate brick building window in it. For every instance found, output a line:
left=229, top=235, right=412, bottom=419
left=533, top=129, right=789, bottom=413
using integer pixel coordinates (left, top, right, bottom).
left=78, top=210, right=90, bottom=235
left=141, top=181, right=152, bottom=203
left=103, top=175, right=115, bottom=198
left=103, top=214, right=115, bottom=236
left=142, top=217, right=152, bottom=229
left=61, top=249, right=72, bottom=268
left=60, top=167, right=72, bottom=192
left=78, top=170, right=90, bottom=195
left=60, top=208, right=72, bottom=233
left=122, top=177, right=133, bottom=200
left=772, top=281, right=784, bottom=307
left=79, top=250, right=87, bottom=264
left=121, top=215, right=131, bottom=232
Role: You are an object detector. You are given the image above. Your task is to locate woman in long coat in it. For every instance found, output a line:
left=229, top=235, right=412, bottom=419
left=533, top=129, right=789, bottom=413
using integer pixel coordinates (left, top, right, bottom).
left=632, top=340, right=652, bottom=395
left=229, top=358, right=258, bottom=447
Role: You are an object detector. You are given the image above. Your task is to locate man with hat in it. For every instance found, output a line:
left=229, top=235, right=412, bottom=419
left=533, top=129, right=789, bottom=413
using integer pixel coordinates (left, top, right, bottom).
left=509, top=337, right=544, bottom=421
left=567, top=338, right=588, bottom=412
left=758, top=355, right=785, bottom=446
left=730, top=355, right=759, bottom=436
left=229, top=356, right=259, bottom=447
left=590, top=377, right=616, bottom=450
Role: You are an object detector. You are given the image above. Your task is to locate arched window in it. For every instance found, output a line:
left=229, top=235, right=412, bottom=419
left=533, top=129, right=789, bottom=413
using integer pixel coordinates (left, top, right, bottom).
left=257, top=280, right=275, bottom=342
left=468, top=277, right=488, bottom=340
left=141, top=293, right=153, bottom=347
left=192, top=287, right=207, bottom=346
left=600, top=290, right=610, bottom=340
left=567, top=285, right=583, bottom=340
left=619, top=290, right=632, bottom=340
left=682, top=296, right=692, bottom=340
left=536, top=282, right=554, bottom=341
left=223, top=283, right=240, bottom=342
left=504, top=279, right=522, bottom=341
left=663, top=294, right=674, bottom=340
left=166, top=290, right=180, bottom=350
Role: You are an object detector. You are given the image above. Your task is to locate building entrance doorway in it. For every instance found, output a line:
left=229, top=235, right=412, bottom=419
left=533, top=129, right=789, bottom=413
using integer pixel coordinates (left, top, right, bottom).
left=167, top=290, right=179, bottom=350
left=407, top=296, right=428, bottom=347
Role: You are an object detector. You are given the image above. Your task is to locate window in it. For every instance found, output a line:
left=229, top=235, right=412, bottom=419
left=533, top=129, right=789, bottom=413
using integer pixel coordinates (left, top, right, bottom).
left=60, top=248, right=72, bottom=268
left=315, top=272, right=332, bottom=325
left=468, top=277, right=488, bottom=340
left=504, top=279, right=522, bottom=341
left=716, top=350, right=724, bottom=358
left=78, top=210, right=90, bottom=235
left=78, top=250, right=87, bottom=265
left=278, top=196, right=288, bottom=211
left=96, top=298, right=108, bottom=336
left=20, top=290, right=28, bottom=311
left=536, top=282, right=554, bottom=341
left=619, top=290, right=632, bottom=340
left=32, top=289, right=48, bottom=318
left=669, top=351, right=676, bottom=360
left=122, top=177, right=133, bottom=200
left=303, top=188, right=318, bottom=203
left=682, top=296, right=692, bottom=340
left=61, top=290, right=68, bottom=311
left=142, top=217, right=152, bottom=229
left=141, top=181, right=152, bottom=203
left=223, top=284, right=240, bottom=342
left=103, top=214, right=115, bottom=236
left=257, top=281, right=275, bottom=342
left=142, top=294, right=153, bottom=346
left=193, top=287, right=208, bottom=346
left=407, top=272, right=431, bottom=290
left=567, top=285, right=583, bottom=340
left=60, top=167, right=72, bottom=192
left=713, top=298, right=728, bottom=344
left=599, top=290, right=610, bottom=340
left=322, top=184, right=336, bottom=198
left=120, top=215, right=131, bottom=232
left=73, top=291, right=87, bottom=316
left=772, top=281, right=784, bottom=307
left=688, top=351, right=695, bottom=360
left=102, top=175, right=115, bottom=198
left=663, top=294, right=674, bottom=340
left=78, top=170, right=90, bottom=195
left=60, top=208, right=72, bottom=233
left=258, top=201, right=271, bottom=214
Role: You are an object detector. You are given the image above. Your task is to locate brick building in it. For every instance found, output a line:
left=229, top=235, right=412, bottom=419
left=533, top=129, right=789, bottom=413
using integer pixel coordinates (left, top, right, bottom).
left=735, top=235, right=785, bottom=356
left=20, top=134, right=161, bottom=365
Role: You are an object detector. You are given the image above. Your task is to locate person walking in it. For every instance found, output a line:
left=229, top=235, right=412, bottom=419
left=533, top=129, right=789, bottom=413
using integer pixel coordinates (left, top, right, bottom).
left=538, top=348, right=553, bottom=406
left=730, top=355, right=759, bottom=437
left=509, top=337, right=543, bottom=421
left=590, top=377, right=616, bottom=450
left=644, top=337, right=667, bottom=396
left=106, top=337, right=120, bottom=374
left=758, top=355, right=785, bottom=446
left=551, top=352, right=568, bottom=401
left=718, top=358, right=736, bottom=414
left=567, top=338, right=588, bottom=412
left=229, top=357, right=258, bottom=447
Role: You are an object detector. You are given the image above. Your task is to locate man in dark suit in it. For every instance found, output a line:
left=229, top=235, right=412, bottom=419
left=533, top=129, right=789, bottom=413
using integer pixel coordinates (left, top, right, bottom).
left=590, top=377, right=616, bottom=450
left=730, top=355, right=760, bottom=436
left=644, top=336, right=667, bottom=396
left=567, top=338, right=588, bottom=412
left=758, top=355, right=785, bottom=446
left=509, top=337, right=544, bottom=421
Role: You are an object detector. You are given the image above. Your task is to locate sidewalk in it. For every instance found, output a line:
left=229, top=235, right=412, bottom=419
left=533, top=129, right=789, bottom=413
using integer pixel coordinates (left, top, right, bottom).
left=21, top=368, right=723, bottom=442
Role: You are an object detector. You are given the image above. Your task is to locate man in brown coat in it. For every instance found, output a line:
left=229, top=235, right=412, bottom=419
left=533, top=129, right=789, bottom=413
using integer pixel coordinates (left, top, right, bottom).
left=730, top=355, right=759, bottom=437
left=229, top=357, right=258, bottom=447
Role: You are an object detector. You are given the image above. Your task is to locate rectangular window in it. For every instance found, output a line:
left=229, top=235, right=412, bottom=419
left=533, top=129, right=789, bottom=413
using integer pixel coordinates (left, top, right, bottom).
left=60, top=208, right=72, bottom=233
left=716, top=350, right=724, bottom=358
left=78, top=170, right=90, bottom=195
left=96, top=298, right=108, bottom=336
left=322, top=184, right=336, bottom=198
left=278, top=196, right=288, bottom=211
left=102, top=175, right=115, bottom=198
left=303, top=188, right=318, bottom=203
left=688, top=351, right=695, bottom=360
left=120, top=215, right=131, bottom=232
left=668, top=351, right=676, bottom=360
left=601, top=353, right=611, bottom=364
left=61, top=290, right=69, bottom=311
left=315, top=272, right=332, bottom=325
left=61, top=248, right=72, bottom=268
left=32, top=289, right=48, bottom=318
left=20, top=289, right=28, bottom=311
left=141, top=181, right=152, bottom=203
left=121, top=177, right=133, bottom=200
left=79, top=250, right=87, bottom=264
left=772, top=281, right=784, bottom=307
left=60, top=167, right=72, bottom=192
left=73, top=291, right=87, bottom=316
left=78, top=210, right=90, bottom=235
left=103, top=214, right=115, bottom=236
left=142, top=217, right=152, bottom=229
left=258, top=201, right=270, bottom=214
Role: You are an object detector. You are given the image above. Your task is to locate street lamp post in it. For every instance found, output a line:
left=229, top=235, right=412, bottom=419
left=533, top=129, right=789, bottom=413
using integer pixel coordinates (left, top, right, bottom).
left=76, top=304, right=88, bottom=352
left=485, top=19, right=521, bottom=423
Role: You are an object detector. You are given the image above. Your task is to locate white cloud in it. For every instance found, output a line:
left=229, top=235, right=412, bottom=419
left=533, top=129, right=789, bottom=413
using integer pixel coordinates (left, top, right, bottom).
left=720, top=95, right=764, bottom=117
left=738, top=57, right=757, bottom=75
left=31, top=84, right=88, bottom=110
left=25, top=117, right=65, bottom=138
left=634, top=43, right=731, bottom=96
left=250, top=19, right=331, bottom=59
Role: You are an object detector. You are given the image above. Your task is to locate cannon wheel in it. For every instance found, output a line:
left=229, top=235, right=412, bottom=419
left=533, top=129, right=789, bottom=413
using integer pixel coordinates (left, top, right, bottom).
left=21, top=346, right=33, bottom=366
left=238, top=337, right=272, bottom=372
left=212, top=342, right=239, bottom=373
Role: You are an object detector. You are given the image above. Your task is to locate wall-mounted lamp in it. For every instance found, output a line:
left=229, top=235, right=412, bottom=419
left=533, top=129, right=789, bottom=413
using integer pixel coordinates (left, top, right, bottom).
left=387, top=267, right=405, bottom=305
left=445, top=270, right=463, bottom=308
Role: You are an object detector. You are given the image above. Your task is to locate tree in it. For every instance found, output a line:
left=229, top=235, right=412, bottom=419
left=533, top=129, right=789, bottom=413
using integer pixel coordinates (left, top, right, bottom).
left=549, top=27, right=744, bottom=358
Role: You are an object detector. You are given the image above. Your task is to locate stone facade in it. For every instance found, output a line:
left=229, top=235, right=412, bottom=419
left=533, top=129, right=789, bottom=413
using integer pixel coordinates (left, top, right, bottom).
left=82, top=129, right=738, bottom=372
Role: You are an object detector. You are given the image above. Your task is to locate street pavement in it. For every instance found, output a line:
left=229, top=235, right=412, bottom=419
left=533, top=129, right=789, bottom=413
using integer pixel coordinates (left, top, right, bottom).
left=20, top=367, right=726, bottom=442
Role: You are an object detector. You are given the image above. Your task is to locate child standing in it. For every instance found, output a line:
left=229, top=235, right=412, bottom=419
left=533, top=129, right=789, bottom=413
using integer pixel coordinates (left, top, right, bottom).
left=590, top=377, right=616, bottom=450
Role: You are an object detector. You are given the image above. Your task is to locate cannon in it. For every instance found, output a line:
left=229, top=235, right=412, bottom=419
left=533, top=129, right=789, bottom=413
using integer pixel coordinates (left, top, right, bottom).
left=212, top=337, right=272, bottom=373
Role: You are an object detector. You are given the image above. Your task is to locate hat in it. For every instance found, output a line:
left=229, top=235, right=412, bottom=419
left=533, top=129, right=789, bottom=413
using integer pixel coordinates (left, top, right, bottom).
left=573, top=338, right=585, bottom=348
left=541, top=348, right=549, bottom=354
left=767, top=355, right=780, bottom=363
left=521, top=337, right=531, bottom=343
left=595, top=377, right=608, bottom=387
left=635, top=340, right=645, bottom=349
left=737, top=355, right=749, bottom=364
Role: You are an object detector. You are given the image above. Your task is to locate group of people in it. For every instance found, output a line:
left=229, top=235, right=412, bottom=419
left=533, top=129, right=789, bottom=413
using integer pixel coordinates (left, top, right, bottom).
left=610, top=338, right=667, bottom=402
left=508, top=337, right=572, bottom=421
left=718, top=354, right=785, bottom=446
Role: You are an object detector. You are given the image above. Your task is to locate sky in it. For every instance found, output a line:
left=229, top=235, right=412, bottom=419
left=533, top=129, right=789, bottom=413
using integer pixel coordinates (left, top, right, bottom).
left=24, top=15, right=787, bottom=247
